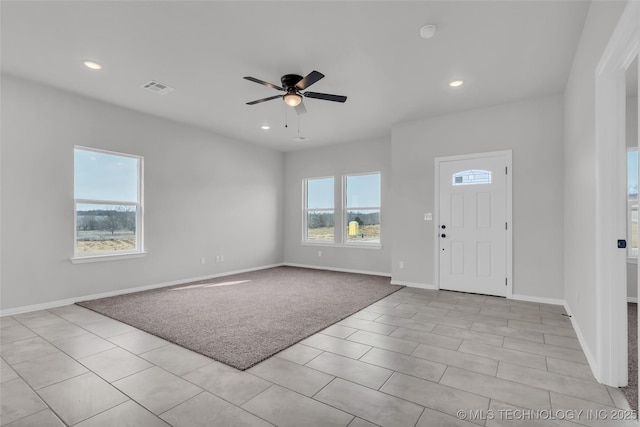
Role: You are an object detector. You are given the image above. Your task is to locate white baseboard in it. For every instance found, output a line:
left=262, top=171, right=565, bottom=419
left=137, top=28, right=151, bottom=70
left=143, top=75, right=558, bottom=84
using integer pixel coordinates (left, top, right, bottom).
left=628, top=297, right=638, bottom=303
left=390, top=280, right=437, bottom=290
left=511, top=293, right=565, bottom=306
left=283, top=263, right=391, bottom=277
left=0, top=263, right=284, bottom=317
left=563, top=302, right=599, bottom=383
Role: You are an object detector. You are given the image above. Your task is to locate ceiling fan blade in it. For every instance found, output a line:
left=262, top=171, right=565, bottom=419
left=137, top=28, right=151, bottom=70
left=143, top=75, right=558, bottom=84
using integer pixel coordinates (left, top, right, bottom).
left=303, top=92, right=347, bottom=103
left=243, top=76, right=283, bottom=91
left=295, top=71, right=324, bottom=90
left=295, top=101, right=307, bottom=115
left=246, top=95, right=282, bottom=105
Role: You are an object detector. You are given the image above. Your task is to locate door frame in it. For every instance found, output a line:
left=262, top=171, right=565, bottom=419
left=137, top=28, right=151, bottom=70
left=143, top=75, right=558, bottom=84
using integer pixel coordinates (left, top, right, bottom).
left=594, top=0, right=639, bottom=387
left=434, top=150, right=513, bottom=298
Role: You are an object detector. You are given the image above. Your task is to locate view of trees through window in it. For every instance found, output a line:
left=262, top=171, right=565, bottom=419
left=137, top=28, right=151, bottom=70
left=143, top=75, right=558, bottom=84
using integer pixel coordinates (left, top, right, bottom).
left=74, top=147, right=142, bottom=255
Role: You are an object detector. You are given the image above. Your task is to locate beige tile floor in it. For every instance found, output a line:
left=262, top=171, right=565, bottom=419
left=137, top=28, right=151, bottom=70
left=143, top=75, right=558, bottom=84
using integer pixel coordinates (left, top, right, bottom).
left=0, top=287, right=637, bottom=426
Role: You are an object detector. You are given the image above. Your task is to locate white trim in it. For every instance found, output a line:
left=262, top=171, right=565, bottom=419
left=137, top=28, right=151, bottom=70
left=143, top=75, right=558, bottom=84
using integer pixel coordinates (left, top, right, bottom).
left=0, top=263, right=284, bottom=317
left=511, top=294, right=565, bottom=307
left=565, top=302, right=599, bottom=386
left=594, top=0, right=640, bottom=387
left=434, top=150, right=513, bottom=298
left=74, top=199, right=139, bottom=206
left=627, top=257, right=638, bottom=264
left=390, top=280, right=437, bottom=290
left=70, top=252, right=147, bottom=264
left=628, top=297, right=638, bottom=303
left=283, top=263, right=391, bottom=277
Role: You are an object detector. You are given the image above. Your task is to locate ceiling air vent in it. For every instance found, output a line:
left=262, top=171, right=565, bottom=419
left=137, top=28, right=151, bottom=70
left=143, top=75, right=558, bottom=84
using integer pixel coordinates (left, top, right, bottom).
left=141, top=80, right=174, bottom=95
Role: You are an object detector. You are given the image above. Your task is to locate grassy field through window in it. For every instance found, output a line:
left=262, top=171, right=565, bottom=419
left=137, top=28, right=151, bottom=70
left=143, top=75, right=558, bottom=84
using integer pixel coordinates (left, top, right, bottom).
left=307, top=224, right=380, bottom=242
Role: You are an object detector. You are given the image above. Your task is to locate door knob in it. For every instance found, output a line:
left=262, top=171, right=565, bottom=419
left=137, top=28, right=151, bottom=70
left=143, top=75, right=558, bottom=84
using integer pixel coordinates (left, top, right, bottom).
left=441, top=234, right=446, bottom=238
left=441, top=225, right=446, bottom=229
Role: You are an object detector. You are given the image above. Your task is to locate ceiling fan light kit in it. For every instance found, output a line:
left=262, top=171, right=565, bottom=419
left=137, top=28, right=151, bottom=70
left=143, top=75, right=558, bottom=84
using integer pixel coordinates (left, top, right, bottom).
left=283, top=92, right=302, bottom=107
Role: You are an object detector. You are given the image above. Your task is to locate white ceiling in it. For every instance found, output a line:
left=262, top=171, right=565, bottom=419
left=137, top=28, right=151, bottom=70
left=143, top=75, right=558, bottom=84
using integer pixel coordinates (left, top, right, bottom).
left=1, top=1, right=590, bottom=152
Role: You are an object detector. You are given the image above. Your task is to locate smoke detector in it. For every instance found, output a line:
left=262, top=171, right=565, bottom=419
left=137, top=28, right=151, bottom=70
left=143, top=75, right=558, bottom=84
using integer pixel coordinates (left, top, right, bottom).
left=141, top=80, right=175, bottom=95
left=420, top=25, right=437, bottom=39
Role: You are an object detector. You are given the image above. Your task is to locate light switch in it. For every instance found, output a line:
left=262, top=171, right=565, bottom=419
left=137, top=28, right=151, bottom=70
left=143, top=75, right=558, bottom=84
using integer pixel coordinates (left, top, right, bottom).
left=424, top=213, right=432, bottom=221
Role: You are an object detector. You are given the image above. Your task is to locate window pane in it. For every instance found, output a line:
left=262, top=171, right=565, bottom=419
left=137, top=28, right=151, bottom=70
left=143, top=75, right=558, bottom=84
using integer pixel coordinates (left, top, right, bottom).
left=306, top=210, right=334, bottom=241
left=346, top=209, right=380, bottom=243
left=307, top=178, right=334, bottom=209
left=75, top=149, right=139, bottom=202
left=452, top=170, right=492, bottom=186
left=629, top=150, right=638, bottom=257
left=346, top=173, right=380, bottom=208
left=631, top=204, right=638, bottom=256
left=76, top=204, right=137, bottom=253
left=628, top=150, right=638, bottom=197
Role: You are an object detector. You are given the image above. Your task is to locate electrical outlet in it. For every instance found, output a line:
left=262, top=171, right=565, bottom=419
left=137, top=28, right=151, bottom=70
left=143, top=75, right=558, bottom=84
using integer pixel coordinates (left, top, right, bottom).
left=215, top=255, right=220, bottom=263
left=318, top=250, right=322, bottom=257
left=220, top=255, right=224, bottom=262
left=399, top=261, right=404, bottom=269
left=201, top=257, right=206, bottom=265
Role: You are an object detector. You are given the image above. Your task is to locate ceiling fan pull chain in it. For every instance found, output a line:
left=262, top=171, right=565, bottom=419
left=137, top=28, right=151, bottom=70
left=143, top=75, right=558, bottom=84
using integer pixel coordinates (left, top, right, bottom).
left=284, top=103, right=288, bottom=128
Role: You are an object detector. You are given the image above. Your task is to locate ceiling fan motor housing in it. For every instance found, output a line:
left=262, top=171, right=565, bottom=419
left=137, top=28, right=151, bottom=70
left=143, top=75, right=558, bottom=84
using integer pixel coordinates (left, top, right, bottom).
left=281, top=74, right=303, bottom=90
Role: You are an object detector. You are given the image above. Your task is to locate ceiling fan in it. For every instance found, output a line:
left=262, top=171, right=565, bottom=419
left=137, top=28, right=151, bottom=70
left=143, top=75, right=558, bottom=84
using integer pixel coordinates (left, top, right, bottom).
left=244, top=70, right=347, bottom=113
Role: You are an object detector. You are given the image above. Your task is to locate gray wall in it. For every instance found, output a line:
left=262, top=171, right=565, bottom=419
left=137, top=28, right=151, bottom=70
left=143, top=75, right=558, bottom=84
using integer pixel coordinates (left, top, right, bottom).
left=1, top=75, right=284, bottom=311
left=563, top=1, right=627, bottom=359
left=628, top=94, right=638, bottom=150
left=283, top=138, right=392, bottom=275
left=391, top=95, right=565, bottom=299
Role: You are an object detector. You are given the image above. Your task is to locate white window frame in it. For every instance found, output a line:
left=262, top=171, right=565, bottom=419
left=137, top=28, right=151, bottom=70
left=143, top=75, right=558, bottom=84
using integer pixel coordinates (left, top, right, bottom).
left=72, top=146, right=145, bottom=263
left=343, top=172, right=381, bottom=247
left=302, top=176, right=335, bottom=244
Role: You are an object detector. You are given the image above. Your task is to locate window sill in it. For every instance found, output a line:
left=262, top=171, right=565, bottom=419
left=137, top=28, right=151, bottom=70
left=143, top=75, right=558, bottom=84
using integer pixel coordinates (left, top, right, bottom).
left=71, top=252, right=147, bottom=264
left=627, top=257, right=638, bottom=264
left=302, top=242, right=382, bottom=250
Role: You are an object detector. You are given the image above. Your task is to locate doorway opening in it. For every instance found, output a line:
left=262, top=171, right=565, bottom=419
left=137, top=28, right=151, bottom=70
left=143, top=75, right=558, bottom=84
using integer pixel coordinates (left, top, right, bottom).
left=623, top=55, right=638, bottom=412
left=594, top=0, right=639, bottom=393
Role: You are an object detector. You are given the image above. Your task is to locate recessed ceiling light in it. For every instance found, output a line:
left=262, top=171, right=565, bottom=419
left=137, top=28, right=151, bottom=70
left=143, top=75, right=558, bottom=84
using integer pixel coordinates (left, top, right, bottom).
left=261, top=124, right=271, bottom=130
left=419, top=25, right=437, bottom=39
left=449, top=80, right=464, bottom=87
left=83, top=60, right=102, bottom=70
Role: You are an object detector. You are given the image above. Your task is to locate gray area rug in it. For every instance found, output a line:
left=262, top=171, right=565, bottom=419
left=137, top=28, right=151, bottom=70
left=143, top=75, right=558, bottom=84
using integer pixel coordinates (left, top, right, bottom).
left=77, top=266, right=402, bottom=370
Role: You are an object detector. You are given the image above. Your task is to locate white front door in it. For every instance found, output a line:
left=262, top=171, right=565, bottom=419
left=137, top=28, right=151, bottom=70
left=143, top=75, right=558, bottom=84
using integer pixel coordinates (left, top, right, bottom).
left=438, top=151, right=511, bottom=297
